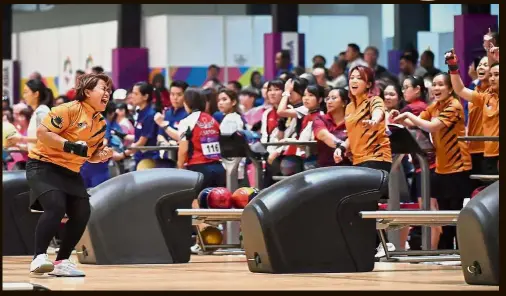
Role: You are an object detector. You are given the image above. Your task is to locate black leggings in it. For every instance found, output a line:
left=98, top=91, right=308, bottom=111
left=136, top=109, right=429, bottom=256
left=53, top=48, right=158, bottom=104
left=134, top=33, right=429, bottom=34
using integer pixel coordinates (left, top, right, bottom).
left=34, top=190, right=91, bottom=260
left=356, top=161, right=392, bottom=247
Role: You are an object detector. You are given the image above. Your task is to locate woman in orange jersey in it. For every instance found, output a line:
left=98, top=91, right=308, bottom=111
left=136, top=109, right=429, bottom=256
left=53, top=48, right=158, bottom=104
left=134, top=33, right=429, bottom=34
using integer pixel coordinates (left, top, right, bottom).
left=333, top=66, right=392, bottom=172
left=333, top=66, right=394, bottom=258
left=393, top=73, right=472, bottom=250
left=445, top=48, right=499, bottom=176
left=26, top=73, right=113, bottom=277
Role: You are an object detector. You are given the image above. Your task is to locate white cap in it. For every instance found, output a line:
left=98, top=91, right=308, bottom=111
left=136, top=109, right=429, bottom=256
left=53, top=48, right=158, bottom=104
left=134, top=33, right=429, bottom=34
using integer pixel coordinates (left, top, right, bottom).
left=112, top=89, right=127, bottom=101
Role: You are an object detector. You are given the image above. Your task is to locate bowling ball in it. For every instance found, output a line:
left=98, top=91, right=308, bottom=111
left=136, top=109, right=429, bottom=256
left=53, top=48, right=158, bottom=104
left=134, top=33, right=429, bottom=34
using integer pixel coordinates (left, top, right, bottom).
left=2, top=121, right=19, bottom=147
left=280, top=156, right=304, bottom=176
left=207, top=187, right=232, bottom=209
left=198, top=187, right=214, bottom=209
left=136, top=159, right=156, bottom=171
left=200, top=226, right=223, bottom=245
left=471, top=186, right=486, bottom=199
left=231, top=187, right=259, bottom=208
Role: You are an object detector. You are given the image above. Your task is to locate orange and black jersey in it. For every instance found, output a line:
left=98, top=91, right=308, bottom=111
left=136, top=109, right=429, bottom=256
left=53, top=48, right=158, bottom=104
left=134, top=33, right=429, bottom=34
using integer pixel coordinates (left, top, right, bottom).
left=345, top=95, right=392, bottom=165
left=420, top=97, right=472, bottom=174
left=28, top=101, right=107, bottom=172
left=471, top=88, right=499, bottom=157
left=467, top=83, right=487, bottom=154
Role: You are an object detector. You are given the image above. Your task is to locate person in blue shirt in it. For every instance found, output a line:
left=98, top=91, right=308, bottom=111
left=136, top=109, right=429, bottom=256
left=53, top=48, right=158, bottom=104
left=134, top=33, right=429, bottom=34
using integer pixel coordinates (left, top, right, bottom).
left=80, top=101, right=119, bottom=188
left=154, top=80, right=189, bottom=167
left=121, top=82, right=159, bottom=168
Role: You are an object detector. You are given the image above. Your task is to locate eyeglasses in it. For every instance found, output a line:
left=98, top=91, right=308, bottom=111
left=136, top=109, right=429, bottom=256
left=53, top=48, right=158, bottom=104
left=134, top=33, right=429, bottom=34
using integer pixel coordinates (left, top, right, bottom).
left=324, top=96, right=339, bottom=103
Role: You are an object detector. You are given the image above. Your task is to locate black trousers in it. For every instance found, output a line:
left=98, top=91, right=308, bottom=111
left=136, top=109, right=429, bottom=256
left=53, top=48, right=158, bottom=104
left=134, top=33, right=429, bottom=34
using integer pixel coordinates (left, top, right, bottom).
left=356, top=160, right=392, bottom=247
left=433, top=170, right=471, bottom=250
left=34, top=190, right=91, bottom=261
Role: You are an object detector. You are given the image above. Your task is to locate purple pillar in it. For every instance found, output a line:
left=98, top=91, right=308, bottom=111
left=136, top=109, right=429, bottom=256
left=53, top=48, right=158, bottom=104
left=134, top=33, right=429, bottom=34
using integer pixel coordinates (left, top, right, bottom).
left=387, top=50, right=403, bottom=77
left=112, top=48, right=149, bottom=90
left=264, top=32, right=305, bottom=80
left=454, top=14, right=497, bottom=87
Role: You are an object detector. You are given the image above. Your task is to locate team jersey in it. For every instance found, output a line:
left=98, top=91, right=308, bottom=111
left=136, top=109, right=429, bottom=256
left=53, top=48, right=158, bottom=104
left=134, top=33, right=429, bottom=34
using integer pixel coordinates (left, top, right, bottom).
left=345, top=95, right=392, bottom=165
left=179, top=111, right=221, bottom=166
left=467, top=84, right=487, bottom=154
left=471, top=88, right=499, bottom=157
left=29, top=101, right=107, bottom=172
left=133, top=105, right=159, bottom=162
left=419, top=97, right=472, bottom=174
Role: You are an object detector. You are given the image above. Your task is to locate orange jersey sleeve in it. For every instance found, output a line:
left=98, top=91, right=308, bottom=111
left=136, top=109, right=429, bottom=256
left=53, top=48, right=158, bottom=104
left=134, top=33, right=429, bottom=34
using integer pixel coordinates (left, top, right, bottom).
left=428, top=98, right=472, bottom=174
left=345, top=96, right=391, bottom=165
left=29, top=101, right=107, bottom=172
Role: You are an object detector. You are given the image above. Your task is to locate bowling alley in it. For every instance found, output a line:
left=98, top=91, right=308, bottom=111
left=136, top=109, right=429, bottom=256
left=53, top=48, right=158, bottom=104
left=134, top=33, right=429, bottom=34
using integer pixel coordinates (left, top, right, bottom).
left=2, top=3, right=499, bottom=291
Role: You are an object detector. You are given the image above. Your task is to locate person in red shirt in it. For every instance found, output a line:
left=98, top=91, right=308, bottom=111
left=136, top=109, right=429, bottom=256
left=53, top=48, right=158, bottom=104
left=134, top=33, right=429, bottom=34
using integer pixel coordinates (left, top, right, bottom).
left=152, top=73, right=171, bottom=112
left=66, top=70, right=85, bottom=101
left=260, top=79, right=284, bottom=186
left=177, top=88, right=225, bottom=188
left=313, top=87, right=351, bottom=167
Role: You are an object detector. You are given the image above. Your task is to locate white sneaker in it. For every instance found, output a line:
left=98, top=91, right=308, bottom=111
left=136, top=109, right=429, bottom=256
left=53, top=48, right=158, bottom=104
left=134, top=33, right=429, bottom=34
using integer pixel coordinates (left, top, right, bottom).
left=190, top=244, right=213, bottom=255
left=30, top=254, right=54, bottom=274
left=375, top=243, right=396, bottom=258
left=49, top=259, right=85, bottom=277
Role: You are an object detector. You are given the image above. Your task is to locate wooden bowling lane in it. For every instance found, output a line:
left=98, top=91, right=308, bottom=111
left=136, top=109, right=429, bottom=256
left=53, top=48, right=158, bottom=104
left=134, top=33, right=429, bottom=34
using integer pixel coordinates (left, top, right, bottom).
left=2, top=255, right=498, bottom=291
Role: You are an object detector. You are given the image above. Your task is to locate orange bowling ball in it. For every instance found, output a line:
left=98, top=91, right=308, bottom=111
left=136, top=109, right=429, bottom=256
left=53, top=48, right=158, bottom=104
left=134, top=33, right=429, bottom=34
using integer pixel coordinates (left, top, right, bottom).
left=200, top=226, right=223, bottom=245
left=207, top=187, right=232, bottom=209
left=231, top=187, right=259, bottom=209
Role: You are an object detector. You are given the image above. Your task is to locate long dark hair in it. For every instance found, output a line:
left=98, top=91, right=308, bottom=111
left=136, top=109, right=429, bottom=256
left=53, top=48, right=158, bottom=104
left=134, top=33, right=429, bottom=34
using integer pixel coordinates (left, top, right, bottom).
left=218, top=88, right=241, bottom=114
left=404, top=75, right=428, bottom=102
left=433, top=72, right=457, bottom=99
left=184, top=88, right=206, bottom=112
left=25, top=79, right=53, bottom=108
left=202, top=87, right=218, bottom=115
left=348, top=66, right=380, bottom=103
left=133, top=81, right=154, bottom=107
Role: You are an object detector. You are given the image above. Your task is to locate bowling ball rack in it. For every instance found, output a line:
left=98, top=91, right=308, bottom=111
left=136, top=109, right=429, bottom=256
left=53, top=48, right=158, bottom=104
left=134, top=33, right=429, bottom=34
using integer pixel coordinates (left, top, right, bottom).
left=178, top=209, right=244, bottom=253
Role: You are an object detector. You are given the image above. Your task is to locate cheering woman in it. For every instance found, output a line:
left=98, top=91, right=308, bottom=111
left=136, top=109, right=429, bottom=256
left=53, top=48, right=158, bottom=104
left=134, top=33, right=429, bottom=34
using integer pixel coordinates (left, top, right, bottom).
left=27, top=73, right=113, bottom=277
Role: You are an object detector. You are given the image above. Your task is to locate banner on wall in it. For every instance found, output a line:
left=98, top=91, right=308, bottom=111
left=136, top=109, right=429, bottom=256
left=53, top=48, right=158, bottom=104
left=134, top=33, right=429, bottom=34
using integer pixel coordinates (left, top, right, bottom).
left=85, top=55, right=94, bottom=73
left=2, top=60, right=14, bottom=105
left=281, top=32, right=299, bottom=67
left=59, top=57, right=74, bottom=94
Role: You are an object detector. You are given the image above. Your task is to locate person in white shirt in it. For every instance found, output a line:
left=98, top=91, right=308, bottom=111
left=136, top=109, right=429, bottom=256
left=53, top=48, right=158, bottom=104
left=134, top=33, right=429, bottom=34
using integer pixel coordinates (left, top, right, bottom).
left=345, top=43, right=369, bottom=70
left=217, top=89, right=245, bottom=135
left=4, top=80, right=53, bottom=151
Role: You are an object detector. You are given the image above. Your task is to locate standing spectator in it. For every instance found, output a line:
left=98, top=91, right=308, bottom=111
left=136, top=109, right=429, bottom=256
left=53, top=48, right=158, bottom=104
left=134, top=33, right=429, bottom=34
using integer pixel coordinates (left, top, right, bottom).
left=420, top=50, right=441, bottom=78
left=398, top=53, right=427, bottom=84
left=226, top=81, right=242, bottom=93
left=328, top=60, right=348, bottom=88
left=66, top=70, right=85, bottom=100
left=204, top=65, right=221, bottom=86
left=249, top=71, right=264, bottom=91
left=312, top=55, right=327, bottom=68
left=152, top=73, right=171, bottom=111
left=275, top=50, right=293, bottom=77
left=364, top=46, right=392, bottom=81
left=345, top=44, right=368, bottom=70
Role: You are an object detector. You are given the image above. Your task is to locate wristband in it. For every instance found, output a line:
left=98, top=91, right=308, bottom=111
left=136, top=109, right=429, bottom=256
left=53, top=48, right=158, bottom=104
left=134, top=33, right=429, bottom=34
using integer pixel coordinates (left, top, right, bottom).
left=447, top=64, right=459, bottom=74
left=333, top=139, right=343, bottom=148
left=282, top=91, right=291, bottom=97
left=63, top=141, right=88, bottom=157
left=164, top=124, right=171, bottom=130
left=337, top=144, right=346, bottom=155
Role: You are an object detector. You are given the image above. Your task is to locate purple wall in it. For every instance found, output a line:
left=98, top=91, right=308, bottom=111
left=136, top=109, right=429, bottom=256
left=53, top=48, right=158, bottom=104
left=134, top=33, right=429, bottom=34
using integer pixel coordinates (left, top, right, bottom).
left=387, top=50, right=403, bottom=77
left=264, top=33, right=281, bottom=81
left=264, top=33, right=305, bottom=80
left=112, top=48, right=149, bottom=90
left=454, top=14, right=498, bottom=87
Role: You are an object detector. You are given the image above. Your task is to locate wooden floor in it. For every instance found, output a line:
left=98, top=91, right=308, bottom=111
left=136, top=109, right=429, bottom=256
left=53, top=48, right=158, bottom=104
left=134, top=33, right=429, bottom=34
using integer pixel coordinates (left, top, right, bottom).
left=2, top=254, right=498, bottom=290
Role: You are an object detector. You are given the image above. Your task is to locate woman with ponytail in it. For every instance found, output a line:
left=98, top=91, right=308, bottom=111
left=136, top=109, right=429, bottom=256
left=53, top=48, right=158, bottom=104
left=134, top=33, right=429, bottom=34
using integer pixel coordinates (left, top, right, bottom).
left=5, top=79, right=53, bottom=151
